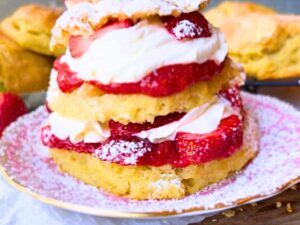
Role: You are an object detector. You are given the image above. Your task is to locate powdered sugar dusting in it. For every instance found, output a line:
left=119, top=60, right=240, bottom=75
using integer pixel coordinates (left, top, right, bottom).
left=173, top=20, right=203, bottom=39
left=1, top=93, right=300, bottom=217
left=93, top=139, right=151, bottom=165
left=151, top=174, right=182, bottom=195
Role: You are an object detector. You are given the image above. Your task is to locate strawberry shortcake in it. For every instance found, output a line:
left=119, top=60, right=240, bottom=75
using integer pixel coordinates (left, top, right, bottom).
left=42, top=0, right=259, bottom=200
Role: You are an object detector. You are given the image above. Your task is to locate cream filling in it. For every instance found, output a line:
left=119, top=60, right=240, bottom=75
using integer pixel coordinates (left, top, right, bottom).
left=61, top=19, right=227, bottom=84
left=48, top=97, right=239, bottom=144
left=134, top=97, right=239, bottom=143
left=49, top=113, right=110, bottom=144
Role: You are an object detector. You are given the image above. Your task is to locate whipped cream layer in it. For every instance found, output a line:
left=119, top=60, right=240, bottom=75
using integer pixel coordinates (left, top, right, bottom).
left=49, top=113, right=110, bottom=144
left=61, top=19, right=227, bottom=85
left=48, top=97, right=239, bottom=144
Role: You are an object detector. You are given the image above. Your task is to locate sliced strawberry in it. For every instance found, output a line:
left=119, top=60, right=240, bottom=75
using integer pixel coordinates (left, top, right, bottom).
left=175, top=115, right=243, bottom=165
left=56, top=61, right=84, bottom=92
left=69, top=35, right=92, bottom=58
left=219, top=85, right=243, bottom=109
left=139, top=60, right=224, bottom=96
left=69, top=19, right=133, bottom=58
left=0, top=93, right=27, bottom=136
left=162, top=12, right=212, bottom=40
left=139, top=141, right=180, bottom=167
left=90, top=59, right=225, bottom=97
left=109, top=112, right=185, bottom=136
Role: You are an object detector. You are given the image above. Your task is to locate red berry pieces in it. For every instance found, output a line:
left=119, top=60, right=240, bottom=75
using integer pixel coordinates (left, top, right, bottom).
left=69, top=19, right=133, bottom=58
left=109, top=112, right=185, bottom=136
left=139, top=60, right=224, bottom=96
left=56, top=61, right=84, bottom=93
left=219, top=85, right=243, bottom=109
left=175, top=115, right=243, bottom=165
left=90, top=60, right=225, bottom=97
left=0, top=93, right=27, bottom=136
left=56, top=58, right=225, bottom=96
left=139, top=141, right=180, bottom=167
left=162, top=12, right=212, bottom=40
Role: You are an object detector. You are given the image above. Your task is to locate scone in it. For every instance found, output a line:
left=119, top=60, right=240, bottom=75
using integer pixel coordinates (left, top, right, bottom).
left=205, top=1, right=300, bottom=80
left=0, top=31, right=53, bottom=93
left=42, top=0, right=259, bottom=200
left=1, top=4, right=64, bottom=56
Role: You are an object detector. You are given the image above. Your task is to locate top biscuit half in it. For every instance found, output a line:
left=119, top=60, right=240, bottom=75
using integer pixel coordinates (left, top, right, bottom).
left=51, top=0, right=210, bottom=49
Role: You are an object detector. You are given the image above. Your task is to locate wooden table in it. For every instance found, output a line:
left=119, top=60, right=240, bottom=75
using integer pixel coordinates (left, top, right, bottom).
left=193, top=185, right=299, bottom=225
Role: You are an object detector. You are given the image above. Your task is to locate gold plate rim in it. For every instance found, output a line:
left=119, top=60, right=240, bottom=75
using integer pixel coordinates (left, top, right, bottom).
left=1, top=164, right=300, bottom=219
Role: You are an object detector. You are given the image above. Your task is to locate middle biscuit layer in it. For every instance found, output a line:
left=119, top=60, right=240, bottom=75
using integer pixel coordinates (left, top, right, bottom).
left=47, top=58, right=243, bottom=124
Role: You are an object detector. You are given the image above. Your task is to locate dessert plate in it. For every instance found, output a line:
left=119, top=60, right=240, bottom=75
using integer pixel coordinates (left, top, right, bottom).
left=0, top=93, right=300, bottom=219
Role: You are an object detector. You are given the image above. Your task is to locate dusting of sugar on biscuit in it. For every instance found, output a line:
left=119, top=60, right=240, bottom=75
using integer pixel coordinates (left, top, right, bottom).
left=93, top=139, right=151, bottom=165
left=51, top=0, right=209, bottom=48
left=152, top=177, right=181, bottom=192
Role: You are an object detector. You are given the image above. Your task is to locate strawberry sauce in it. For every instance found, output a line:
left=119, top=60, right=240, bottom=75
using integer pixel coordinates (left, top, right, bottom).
left=55, top=59, right=225, bottom=97
left=42, top=87, right=244, bottom=168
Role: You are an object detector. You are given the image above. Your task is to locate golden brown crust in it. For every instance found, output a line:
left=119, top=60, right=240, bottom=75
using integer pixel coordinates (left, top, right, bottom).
left=51, top=0, right=210, bottom=48
left=1, top=4, right=64, bottom=56
left=205, top=1, right=275, bottom=21
left=0, top=31, right=53, bottom=93
left=48, top=59, right=243, bottom=124
left=50, top=112, right=259, bottom=200
left=205, top=2, right=300, bottom=80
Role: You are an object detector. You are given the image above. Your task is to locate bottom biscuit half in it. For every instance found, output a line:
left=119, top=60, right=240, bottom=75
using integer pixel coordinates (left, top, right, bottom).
left=49, top=115, right=259, bottom=200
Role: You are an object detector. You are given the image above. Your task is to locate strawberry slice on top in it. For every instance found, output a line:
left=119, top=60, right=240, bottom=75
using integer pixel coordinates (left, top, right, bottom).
left=162, top=11, right=212, bottom=40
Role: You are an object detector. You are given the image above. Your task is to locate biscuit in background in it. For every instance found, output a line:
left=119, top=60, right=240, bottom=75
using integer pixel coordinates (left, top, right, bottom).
left=1, top=4, right=64, bottom=57
left=0, top=31, right=53, bottom=94
left=206, top=1, right=275, bottom=25
left=205, top=1, right=300, bottom=80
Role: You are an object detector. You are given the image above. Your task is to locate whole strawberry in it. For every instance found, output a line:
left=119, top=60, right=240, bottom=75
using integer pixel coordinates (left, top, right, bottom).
left=0, top=93, right=27, bottom=136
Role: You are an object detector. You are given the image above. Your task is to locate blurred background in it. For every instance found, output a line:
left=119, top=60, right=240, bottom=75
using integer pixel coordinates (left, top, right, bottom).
left=1, top=0, right=300, bottom=18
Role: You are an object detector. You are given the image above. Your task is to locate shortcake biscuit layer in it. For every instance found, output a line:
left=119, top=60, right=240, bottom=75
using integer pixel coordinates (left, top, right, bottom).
left=50, top=113, right=258, bottom=200
left=51, top=0, right=210, bottom=49
left=48, top=59, right=244, bottom=124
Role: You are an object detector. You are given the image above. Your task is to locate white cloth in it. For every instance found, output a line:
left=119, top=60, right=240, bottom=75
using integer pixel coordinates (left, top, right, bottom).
left=0, top=177, right=206, bottom=225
